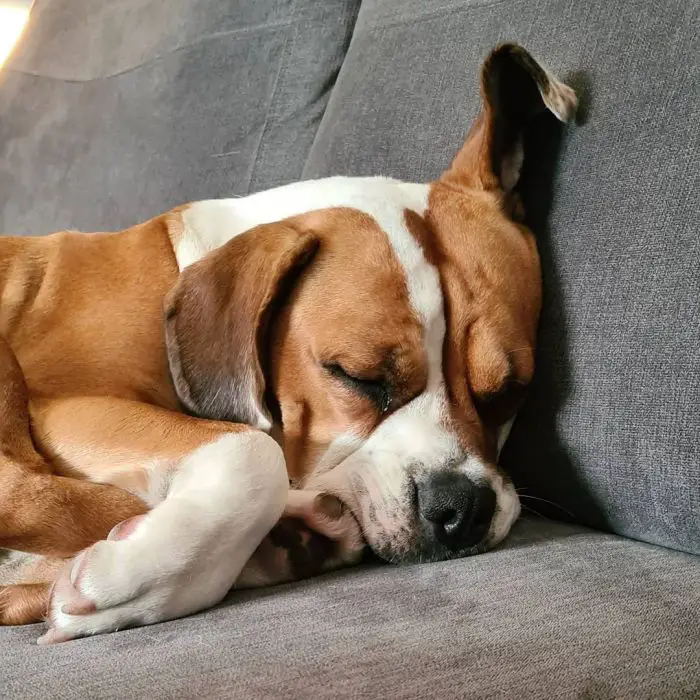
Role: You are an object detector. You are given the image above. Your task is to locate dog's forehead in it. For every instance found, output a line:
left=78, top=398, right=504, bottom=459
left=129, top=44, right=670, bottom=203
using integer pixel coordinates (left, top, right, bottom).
left=176, top=174, right=447, bottom=397
left=176, top=174, right=442, bottom=342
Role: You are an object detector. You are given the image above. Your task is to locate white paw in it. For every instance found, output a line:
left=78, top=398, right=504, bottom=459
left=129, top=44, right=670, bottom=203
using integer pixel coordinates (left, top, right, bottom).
left=38, top=514, right=217, bottom=643
left=37, top=431, right=289, bottom=644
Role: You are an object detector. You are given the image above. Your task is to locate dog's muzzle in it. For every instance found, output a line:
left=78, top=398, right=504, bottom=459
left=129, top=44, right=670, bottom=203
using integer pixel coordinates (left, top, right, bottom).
left=340, top=461, right=511, bottom=565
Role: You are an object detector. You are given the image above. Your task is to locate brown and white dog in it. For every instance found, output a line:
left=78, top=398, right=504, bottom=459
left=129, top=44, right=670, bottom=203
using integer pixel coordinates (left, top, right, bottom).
left=0, top=45, right=576, bottom=643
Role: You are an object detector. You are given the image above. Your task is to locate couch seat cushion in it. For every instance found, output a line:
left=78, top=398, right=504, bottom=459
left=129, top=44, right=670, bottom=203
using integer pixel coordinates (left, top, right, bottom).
left=2, top=518, right=698, bottom=699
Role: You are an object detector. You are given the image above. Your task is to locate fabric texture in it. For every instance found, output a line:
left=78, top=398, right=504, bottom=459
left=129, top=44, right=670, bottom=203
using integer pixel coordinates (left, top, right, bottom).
left=0, top=0, right=360, bottom=235
left=303, top=0, right=700, bottom=555
left=1, top=518, right=698, bottom=699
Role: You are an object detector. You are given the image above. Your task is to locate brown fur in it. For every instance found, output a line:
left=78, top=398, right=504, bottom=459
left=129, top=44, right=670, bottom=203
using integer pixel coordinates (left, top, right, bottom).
left=0, top=216, right=255, bottom=624
left=0, top=218, right=180, bottom=405
left=405, top=188, right=540, bottom=460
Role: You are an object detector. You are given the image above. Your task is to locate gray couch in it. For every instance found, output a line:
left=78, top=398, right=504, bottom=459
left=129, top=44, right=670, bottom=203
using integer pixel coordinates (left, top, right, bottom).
left=1, top=1, right=698, bottom=698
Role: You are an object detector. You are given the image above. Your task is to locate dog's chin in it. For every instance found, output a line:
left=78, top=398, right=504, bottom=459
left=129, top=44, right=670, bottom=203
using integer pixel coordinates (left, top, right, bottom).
left=368, top=540, right=488, bottom=565
left=362, top=531, right=493, bottom=565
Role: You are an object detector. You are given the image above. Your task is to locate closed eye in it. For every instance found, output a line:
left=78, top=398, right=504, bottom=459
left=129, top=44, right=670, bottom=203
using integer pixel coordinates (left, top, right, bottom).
left=322, top=363, right=391, bottom=414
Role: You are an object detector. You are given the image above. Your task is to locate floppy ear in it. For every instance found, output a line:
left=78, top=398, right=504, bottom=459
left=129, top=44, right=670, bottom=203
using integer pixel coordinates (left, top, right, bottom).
left=442, top=43, right=577, bottom=194
left=164, top=222, right=319, bottom=428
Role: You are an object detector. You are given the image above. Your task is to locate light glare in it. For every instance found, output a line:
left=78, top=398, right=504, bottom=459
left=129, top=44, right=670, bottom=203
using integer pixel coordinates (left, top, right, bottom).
left=0, top=4, right=30, bottom=69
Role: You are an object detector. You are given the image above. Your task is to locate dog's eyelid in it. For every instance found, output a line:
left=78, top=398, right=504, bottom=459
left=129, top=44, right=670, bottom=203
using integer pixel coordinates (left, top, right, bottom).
left=321, top=361, right=384, bottom=385
left=322, top=362, right=392, bottom=413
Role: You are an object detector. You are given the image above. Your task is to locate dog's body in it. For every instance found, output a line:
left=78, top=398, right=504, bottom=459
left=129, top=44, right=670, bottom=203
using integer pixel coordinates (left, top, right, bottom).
left=0, top=45, right=576, bottom=643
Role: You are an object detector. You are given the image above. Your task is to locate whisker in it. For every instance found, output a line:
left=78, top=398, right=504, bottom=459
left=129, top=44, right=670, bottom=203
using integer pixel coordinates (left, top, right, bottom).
left=519, top=494, right=575, bottom=519
left=521, top=504, right=550, bottom=520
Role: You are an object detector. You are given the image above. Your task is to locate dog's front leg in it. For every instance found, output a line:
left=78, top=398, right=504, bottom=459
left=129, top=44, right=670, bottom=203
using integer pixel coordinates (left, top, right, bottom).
left=0, top=338, right=149, bottom=558
left=40, top=430, right=287, bottom=644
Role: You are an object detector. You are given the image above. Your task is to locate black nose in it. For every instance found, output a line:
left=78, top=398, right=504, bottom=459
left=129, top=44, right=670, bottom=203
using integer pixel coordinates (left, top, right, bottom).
left=417, top=472, right=496, bottom=550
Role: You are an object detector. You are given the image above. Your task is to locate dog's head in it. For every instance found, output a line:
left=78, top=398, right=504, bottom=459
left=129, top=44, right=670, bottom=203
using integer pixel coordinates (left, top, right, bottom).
left=164, top=45, right=576, bottom=563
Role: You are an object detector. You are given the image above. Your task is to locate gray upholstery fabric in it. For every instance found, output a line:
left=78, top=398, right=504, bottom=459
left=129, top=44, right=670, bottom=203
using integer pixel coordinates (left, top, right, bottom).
left=303, top=0, right=700, bottom=555
left=1, top=518, right=698, bottom=699
left=0, top=0, right=359, bottom=235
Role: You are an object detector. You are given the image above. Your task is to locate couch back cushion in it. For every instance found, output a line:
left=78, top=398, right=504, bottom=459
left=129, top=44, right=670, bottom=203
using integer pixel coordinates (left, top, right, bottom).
left=0, top=0, right=359, bottom=234
left=303, top=0, right=700, bottom=554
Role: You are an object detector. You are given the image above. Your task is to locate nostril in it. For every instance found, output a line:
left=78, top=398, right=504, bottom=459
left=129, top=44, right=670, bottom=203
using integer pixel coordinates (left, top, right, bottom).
left=434, top=508, right=458, bottom=526
left=441, top=509, right=462, bottom=536
left=419, top=501, right=464, bottom=527
left=417, top=474, right=471, bottom=546
left=471, top=487, right=497, bottom=534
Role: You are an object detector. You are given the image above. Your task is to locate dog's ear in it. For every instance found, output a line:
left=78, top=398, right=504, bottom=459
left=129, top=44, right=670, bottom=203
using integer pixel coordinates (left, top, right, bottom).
left=164, top=222, right=319, bottom=428
left=442, top=44, right=577, bottom=194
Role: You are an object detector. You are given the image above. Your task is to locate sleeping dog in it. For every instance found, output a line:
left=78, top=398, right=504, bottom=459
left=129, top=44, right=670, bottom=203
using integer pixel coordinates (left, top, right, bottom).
left=0, top=44, right=576, bottom=643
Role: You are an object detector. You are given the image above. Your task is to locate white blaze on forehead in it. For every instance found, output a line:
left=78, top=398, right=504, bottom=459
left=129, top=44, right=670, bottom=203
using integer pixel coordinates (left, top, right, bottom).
left=176, top=176, right=429, bottom=269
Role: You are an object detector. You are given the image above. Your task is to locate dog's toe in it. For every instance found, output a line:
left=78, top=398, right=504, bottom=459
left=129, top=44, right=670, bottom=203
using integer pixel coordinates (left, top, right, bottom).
left=40, top=518, right=152, bottom=643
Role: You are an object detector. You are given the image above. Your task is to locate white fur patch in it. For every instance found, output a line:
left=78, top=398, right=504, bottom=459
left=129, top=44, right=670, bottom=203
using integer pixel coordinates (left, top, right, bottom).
left=176, top=177, right=430, bottom=269
left=46, top=432, right=288, bottom=640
